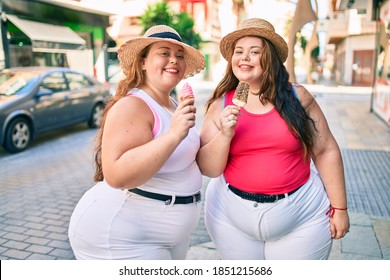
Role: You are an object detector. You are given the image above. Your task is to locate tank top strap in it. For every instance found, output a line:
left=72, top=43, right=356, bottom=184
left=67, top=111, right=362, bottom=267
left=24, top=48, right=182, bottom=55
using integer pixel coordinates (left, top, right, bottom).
left=127, top=89, right=161, bottom=137
left=223, top=89, right=235, bottom=108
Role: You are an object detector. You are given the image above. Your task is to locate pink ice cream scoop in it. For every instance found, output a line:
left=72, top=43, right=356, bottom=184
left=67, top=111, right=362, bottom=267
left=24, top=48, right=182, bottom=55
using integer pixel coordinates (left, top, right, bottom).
left=179, top=82, right=194, bottom=102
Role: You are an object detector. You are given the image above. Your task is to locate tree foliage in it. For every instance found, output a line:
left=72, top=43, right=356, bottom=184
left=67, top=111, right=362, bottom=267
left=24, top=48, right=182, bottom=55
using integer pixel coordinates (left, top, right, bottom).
left=139, top=1, right=173, bottom=29
left=139, top=1, right=203, bottom=49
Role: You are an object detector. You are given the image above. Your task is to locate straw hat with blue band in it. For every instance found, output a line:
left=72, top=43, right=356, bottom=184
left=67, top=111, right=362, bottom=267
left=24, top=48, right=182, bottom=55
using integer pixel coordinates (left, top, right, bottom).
left=118, top=25, right=206, bottom=78
left=219, top=18, right=288, bottom=63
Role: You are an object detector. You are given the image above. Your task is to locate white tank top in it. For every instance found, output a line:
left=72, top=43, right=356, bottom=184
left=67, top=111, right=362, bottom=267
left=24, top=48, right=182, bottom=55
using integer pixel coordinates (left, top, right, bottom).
left=129, top=88, right=202, bottom=196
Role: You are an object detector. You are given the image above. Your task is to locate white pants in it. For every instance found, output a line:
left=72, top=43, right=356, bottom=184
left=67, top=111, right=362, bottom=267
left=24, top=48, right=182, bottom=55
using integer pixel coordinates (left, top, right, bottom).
left=68, top=182, right=201, bottom=260
left=204, top=168, right=332, bottom=260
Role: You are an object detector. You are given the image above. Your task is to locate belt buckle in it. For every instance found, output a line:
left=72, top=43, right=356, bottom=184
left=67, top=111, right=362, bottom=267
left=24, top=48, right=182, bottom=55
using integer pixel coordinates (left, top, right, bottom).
left=193, top=194, right=198, bottom=203
left=165, top=198, right=172, bottom=205
left=271, top=194, right=278, bottom=203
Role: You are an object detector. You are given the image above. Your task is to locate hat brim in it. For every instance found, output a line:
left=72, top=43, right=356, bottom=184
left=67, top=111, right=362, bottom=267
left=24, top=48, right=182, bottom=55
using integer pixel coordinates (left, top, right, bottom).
left=220, top=27, right=288, bottom=62
left=118, top=37, right=206, bottom=78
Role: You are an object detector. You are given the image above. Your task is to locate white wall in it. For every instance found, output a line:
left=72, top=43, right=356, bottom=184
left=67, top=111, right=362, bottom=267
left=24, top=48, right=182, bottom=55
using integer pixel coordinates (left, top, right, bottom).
left=67, top=49, right=95, bottom=77
left=336, top=34, right=375, bottom=85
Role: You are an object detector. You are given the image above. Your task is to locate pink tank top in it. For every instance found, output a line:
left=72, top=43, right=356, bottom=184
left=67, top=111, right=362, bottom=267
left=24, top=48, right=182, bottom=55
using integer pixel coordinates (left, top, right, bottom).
left=223, top=89, right=310, bottom=194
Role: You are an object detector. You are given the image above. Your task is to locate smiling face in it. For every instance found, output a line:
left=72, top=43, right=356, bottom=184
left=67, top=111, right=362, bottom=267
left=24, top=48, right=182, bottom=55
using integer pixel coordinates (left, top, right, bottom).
left=231, top=36, right=264, bottom=87
left=142, top=41, right=187, bottom=92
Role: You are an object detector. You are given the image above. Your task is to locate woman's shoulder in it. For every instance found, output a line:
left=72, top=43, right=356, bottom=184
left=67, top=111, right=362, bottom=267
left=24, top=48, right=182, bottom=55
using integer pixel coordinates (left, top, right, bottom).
left=291, top=83, right=315, bottom=108
left=110, top=94, right=151, bottom=119
left=208, top=96, right=225, bottom=110
left=291, top=83, right=306, bottom=94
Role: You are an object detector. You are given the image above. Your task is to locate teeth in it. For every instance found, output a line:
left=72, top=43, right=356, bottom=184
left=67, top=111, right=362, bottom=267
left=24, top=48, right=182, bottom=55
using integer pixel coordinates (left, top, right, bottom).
left=240, top=65, right=252, bottom=69
left=165, top=69, right=178, bottom=73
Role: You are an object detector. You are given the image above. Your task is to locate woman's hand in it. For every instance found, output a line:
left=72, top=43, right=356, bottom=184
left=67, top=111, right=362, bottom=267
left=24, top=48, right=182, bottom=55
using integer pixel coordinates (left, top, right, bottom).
left=170, top=98, right=197, bottom=141
left=329, top=209, right=350, bottom=239
left=197, top=100, right=239, bottom=177
left=219, top=105, right=240, bottom=138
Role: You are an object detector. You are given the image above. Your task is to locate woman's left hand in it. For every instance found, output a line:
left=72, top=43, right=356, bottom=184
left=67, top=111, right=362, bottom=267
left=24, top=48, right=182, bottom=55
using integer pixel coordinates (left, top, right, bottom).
left=330, top=210, right=350, bottom=239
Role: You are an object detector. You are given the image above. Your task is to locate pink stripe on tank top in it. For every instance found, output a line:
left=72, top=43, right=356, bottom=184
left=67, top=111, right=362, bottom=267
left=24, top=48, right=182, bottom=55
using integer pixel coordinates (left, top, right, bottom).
left=127, top=95, right=161, bottom=137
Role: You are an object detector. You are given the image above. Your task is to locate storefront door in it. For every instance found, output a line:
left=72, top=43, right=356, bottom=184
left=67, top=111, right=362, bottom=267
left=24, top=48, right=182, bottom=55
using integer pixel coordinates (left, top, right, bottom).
left=352, top=50, right=374, bottom=86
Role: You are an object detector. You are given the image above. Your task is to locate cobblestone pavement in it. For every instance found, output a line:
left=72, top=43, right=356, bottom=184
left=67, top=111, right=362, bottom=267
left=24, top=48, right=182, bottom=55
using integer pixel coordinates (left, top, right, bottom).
left=0, top=80, right=389, bottom=260
left=0, top=125, right=95, bottom=259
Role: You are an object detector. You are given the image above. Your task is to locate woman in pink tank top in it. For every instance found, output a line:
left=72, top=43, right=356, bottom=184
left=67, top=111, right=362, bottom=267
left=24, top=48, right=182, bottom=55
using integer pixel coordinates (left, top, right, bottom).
left=197, top=18, right=350, bottom=260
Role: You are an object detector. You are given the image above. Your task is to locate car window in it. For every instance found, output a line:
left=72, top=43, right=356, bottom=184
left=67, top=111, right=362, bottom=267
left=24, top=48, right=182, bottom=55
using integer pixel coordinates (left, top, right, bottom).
left=40, top=72, right=67, bottom=92
left=0, top=72, right=38, bottom=96
left=65, top=72, right=90, bottom=90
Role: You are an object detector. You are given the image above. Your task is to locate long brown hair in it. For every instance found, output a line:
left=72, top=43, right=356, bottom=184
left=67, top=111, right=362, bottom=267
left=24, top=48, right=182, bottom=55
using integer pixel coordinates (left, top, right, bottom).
left=206, top=37, right=316, bottom=158
left=93, top=45, right=151, bottom=182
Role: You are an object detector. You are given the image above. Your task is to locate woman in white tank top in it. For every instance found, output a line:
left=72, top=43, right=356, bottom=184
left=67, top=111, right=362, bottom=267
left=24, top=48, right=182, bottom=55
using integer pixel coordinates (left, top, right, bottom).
left=68, top=25, right=206, bottom=260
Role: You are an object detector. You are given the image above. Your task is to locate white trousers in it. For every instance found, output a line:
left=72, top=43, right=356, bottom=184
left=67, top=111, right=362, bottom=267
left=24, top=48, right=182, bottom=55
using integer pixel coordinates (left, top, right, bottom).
left=68, top=182, right=201, bottom=260
left=204, top=167, right=332, bottom=260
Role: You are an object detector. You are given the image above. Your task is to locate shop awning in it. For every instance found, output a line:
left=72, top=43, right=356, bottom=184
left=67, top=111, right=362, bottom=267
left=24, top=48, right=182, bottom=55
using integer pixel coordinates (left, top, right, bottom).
left=6, top=14, right=86, bottom=52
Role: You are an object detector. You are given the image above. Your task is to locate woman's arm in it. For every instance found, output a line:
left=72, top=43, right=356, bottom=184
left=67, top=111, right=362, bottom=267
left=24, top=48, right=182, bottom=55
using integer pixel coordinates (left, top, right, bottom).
left=197, top=98, right=240, bottom=177
left=296, top=84, right=350, bottom=239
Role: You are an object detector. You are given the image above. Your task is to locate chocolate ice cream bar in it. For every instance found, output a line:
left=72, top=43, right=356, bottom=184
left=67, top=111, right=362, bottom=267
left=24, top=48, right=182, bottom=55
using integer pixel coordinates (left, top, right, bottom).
left=233, top=82, right=249, bottom=107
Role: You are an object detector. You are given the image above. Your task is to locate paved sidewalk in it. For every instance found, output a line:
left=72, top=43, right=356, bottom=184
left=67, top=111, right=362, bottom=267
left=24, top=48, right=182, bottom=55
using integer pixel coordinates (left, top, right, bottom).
left=186, top=80, right=390, bottom=260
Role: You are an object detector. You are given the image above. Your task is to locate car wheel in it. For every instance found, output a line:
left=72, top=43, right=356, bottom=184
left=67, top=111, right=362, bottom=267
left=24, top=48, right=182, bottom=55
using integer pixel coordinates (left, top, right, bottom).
left=88, top=103, right=104, bottom=128
left=4, top=117, right=32, bottom=153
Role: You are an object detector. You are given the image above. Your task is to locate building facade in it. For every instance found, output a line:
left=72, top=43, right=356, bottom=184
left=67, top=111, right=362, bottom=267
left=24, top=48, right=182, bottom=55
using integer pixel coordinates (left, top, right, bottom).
left=373, top=0, right=390, bottom=124
left=0, top=0, right=114, bottom=81
left=326, top=0, right=389, bottom=125
left=326, top=0, right=376, bottom=87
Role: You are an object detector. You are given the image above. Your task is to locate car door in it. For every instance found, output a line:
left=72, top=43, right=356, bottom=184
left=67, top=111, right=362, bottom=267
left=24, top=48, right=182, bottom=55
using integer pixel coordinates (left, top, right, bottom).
left=64, top=71, right=95, bottom=122
left=33, top=71, right=71, bottom=132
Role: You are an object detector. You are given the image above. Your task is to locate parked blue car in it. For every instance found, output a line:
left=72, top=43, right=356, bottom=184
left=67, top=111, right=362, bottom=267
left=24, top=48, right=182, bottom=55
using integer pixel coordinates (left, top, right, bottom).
left=0, top=67, right=111, bottom=153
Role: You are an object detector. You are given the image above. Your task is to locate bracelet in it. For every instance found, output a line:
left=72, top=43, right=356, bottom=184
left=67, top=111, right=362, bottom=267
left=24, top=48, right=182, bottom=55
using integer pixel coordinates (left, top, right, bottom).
left=326, top=205, right=348, bottom=218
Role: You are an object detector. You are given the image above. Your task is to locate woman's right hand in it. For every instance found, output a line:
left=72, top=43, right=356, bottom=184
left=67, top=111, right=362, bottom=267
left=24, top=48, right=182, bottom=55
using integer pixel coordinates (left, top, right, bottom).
left=170, top=98, right=197, bottom=141
left=219, top=105, right=240, bottom=138
left=197, top=99, right=238, bottom=177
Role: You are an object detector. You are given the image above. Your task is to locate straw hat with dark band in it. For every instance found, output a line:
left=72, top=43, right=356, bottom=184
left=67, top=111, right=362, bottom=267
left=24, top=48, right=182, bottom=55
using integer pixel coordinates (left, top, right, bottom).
left=220, top=18, right=288, bottom=62
left=118, top=25, right=206, bottom=78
